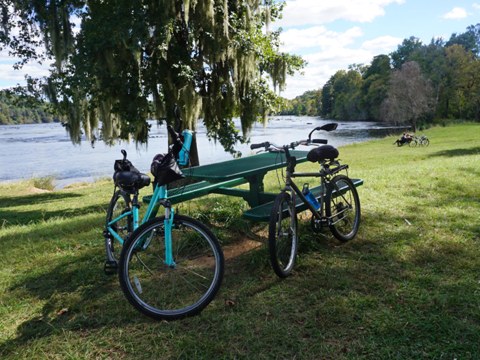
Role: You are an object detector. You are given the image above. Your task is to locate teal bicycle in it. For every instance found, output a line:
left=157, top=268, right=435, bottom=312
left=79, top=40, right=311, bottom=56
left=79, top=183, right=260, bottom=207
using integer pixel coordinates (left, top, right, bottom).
left=104, top=126, right=224, bottom=320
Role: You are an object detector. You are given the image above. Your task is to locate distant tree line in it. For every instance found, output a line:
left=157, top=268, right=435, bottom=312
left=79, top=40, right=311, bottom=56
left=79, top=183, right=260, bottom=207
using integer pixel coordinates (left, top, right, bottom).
left=281, top=24, right=480, bottom=130
left=0, top=91, right=59, bottom=125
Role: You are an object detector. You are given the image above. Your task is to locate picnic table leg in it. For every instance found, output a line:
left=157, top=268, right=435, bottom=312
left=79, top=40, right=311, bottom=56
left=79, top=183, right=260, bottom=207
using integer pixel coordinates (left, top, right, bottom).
left=245, top=173, right=266, bottom=207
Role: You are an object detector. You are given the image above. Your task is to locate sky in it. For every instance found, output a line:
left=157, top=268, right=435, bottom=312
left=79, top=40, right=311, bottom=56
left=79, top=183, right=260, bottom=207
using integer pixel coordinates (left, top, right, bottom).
left=0, top=0, right=479, bottom=99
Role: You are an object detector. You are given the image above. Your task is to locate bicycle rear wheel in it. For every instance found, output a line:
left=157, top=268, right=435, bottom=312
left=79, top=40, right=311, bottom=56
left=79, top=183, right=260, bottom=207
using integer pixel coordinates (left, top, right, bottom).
left=105, top=190, right=132, bottom=265
left=268, top=191, right=298, bottom=278
left=118, top=214, right=224, bottom=320
left=326, top=175, right=361, bottom=242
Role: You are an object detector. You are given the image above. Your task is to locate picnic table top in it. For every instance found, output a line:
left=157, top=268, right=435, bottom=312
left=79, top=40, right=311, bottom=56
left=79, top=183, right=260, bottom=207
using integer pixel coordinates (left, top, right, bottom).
left=182, top=150, right=309, bottom=182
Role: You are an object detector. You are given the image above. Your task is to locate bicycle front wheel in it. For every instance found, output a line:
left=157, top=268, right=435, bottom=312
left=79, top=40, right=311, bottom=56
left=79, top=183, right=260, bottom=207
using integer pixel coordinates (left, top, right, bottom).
left=118, top=214, right=224, bottom=320
left=105, top=190, right=132, bottom=264
left=268, top=191, right=298, bottom=278
left=326, top=175, right=361, bottom=242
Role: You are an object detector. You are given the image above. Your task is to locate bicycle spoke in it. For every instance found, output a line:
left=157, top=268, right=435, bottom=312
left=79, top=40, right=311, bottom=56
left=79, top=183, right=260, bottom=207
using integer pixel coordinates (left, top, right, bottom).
left=119, top=215, right=223, bottom=320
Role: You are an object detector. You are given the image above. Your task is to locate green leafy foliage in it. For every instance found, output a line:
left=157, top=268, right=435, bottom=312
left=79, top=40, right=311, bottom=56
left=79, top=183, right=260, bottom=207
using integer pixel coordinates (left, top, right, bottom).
left=0, top=0, right=305, bottom=157
left=0, top=90, right=59, bottom=125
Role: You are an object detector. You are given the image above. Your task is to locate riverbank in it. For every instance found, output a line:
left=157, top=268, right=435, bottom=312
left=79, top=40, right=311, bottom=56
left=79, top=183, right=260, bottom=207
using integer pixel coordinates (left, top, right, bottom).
left=0, top=118, right=404, bottom=188
left=1, top=123, right=479, bottom=359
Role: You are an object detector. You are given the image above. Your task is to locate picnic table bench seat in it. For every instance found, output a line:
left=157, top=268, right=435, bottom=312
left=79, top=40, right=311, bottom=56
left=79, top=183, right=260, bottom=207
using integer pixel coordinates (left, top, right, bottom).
left=142, top=177, right=248, bottom=205
left=243, top=178, right=364, bottom=222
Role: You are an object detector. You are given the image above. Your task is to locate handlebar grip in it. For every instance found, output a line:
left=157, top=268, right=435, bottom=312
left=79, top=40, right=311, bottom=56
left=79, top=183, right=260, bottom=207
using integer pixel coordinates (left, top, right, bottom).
left=167, top=125, right=183, bottom=156
left=250, top=142, right=269, bottom=150
left=167, top=125, right=179, bottom=139
left=312, top=139, right=328, bottom=144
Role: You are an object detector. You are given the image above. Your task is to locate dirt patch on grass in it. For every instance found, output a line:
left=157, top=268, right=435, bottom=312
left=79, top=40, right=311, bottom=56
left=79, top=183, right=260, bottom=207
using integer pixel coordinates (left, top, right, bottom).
left=27, top=187, right=51, bottom=194
left=222, top=238, right=263, bottom=261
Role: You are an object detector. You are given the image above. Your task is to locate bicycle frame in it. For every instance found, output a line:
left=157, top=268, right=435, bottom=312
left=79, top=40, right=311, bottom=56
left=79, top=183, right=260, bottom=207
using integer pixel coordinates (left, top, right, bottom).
left=106, top=183, right=176, bottom=267
left=282, top=156, right=327, bottom=222
left=281, top=149, right=347, bottom=225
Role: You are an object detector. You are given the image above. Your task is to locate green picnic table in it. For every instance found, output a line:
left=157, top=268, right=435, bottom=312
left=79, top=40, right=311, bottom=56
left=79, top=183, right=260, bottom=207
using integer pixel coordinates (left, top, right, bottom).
left=143, top=150, right=363, bottom=222
left=182, top=150, right=309, bottom=208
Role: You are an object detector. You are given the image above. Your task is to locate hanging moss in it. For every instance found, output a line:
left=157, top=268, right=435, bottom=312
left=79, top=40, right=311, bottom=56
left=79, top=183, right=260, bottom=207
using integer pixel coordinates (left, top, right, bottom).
left=4, top=0, right=304, bottom=153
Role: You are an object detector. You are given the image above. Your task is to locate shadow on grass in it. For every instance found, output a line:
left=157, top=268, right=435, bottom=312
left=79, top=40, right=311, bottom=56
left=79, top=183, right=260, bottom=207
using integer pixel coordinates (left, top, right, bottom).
left=428, top=146, right=480, bottom=158
left=1, top=192, right=82, bottom=208
left=0, top=249, right=142, bottom=356
left=1, top=199, right=479, bottom=358
left=0, top=203, right=108, bottom=228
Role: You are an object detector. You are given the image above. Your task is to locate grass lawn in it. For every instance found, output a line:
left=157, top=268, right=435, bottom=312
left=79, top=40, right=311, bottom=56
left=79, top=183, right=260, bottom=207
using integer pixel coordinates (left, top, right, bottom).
left=1, top=123, right=479, bottom=359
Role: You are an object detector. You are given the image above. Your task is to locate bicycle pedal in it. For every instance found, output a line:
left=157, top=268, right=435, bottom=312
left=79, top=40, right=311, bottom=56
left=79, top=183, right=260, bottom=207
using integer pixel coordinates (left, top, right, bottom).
left=104, top=260, right=118, bottom=275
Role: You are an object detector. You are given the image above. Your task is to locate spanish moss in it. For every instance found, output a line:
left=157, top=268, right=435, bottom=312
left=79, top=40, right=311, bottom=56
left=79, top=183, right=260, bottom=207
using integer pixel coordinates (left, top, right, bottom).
left=1, top=0, right=305, bottom=157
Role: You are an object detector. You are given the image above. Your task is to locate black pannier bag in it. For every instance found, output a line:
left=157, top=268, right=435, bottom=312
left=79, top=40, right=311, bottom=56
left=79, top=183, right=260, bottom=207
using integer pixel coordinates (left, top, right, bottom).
left=150, top=153, right=185, bottom=186
left=114, top=159, right=139, bottom=174
left=113, top=158, right=151, bottom=192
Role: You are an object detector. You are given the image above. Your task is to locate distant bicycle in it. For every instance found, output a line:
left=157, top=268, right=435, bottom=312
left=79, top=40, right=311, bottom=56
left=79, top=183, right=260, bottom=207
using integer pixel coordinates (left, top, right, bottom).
left=416, top=134, right=430, bottom=147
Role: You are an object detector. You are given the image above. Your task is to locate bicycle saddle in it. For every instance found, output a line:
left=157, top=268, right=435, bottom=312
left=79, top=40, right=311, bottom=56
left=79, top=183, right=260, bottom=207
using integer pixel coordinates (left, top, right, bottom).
left=113, top=171, right=151, bottom=192
left=307, top=145, right=339, bottom=162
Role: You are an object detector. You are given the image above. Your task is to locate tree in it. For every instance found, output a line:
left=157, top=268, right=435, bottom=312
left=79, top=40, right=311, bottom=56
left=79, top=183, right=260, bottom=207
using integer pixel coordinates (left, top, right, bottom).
left=320, top=69, right=364, bottom=120
left=320, top=76, right=335, bottom=118
left=407, top=38, right=447, bottom=117
left=1, top=1, right=304, bottom=162
left=380, top=61, right=434, bottom=131
left=390, top=36, right=423, bottom=69
left=443, top=44, right=479, bottom=119
left=332, top=69, right=363, bottom=120
left=446, top=23, right=480, bottom=57
left=361, top=54, right=391, bottom=120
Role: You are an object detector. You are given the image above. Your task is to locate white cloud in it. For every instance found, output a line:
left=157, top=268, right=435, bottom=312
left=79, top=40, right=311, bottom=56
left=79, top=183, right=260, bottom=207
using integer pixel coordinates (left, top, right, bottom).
left=280, top=26, right=363, bottom=52
left=442, top=7, right=468, bottom=20
left=279, top=33, right=402, bottom=99
left=362, top=35, right=403, bottom=52
left=277, top=0, right=405, bottom=27
left=473, top=3, right=480, bottom=11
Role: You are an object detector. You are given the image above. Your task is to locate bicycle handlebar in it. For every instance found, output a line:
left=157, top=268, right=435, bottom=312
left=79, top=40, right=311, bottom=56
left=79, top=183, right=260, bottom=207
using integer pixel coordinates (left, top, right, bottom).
left=167, top=125, right=184, bottom=157
left=250, top=142, right=270, bottom=150
left=250, top=124, right=336, bottom=152
left=312, top=139, right=328, bottom=144
left=250, top=138, right=328, bottom=152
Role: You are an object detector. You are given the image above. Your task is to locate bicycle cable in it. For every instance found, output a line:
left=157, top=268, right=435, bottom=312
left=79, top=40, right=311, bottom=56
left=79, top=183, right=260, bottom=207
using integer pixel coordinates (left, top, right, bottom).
left=274, top=150, right=286, bottom=191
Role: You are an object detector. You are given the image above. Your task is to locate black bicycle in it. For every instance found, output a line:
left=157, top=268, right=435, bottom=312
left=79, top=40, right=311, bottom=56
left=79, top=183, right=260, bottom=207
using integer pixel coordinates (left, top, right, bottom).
left=251, top=123, right=361, bottom=278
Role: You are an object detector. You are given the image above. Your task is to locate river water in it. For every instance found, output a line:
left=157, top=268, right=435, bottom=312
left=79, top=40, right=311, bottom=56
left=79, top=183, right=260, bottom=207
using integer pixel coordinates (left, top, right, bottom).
left=0, top=116, right=398, bottom=188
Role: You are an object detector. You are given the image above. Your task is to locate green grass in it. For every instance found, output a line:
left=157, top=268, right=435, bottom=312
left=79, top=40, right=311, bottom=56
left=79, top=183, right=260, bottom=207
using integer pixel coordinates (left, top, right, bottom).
left=31, top=176, right=56, bottom=191
left=1, top=123, right=479, bottom=359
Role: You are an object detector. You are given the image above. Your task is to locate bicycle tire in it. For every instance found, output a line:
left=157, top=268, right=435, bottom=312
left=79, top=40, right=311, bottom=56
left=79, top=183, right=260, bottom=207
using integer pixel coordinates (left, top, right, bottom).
left=118, top=214, right=224, bottom=320
left=268, top=191, right=298, bottom=278
left=423, top=139, right=430, bottom=147
left=326, top=175, right=361, bottom=242
left=105, top=190, right=132, bottom=264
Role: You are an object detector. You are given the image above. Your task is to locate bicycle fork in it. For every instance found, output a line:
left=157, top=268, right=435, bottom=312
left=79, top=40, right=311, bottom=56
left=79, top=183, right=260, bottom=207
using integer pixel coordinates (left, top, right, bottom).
left=164, top=206, right=176, bottom=268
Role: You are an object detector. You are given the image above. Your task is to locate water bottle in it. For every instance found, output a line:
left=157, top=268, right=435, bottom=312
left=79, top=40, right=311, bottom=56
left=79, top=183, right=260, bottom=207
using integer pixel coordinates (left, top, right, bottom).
left=302, top=183, right=320, bottom=210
